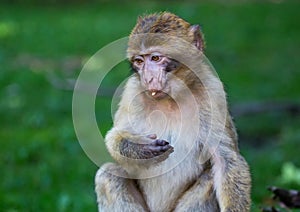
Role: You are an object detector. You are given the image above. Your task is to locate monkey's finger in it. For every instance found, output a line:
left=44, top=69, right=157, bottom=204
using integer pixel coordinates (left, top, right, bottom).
left=153, top=139, right=169, bottom=146
left=147, top=134, right=157, bottom=139
left=147, top=144, right=172, bottom=152
left=154, top=146, right=174, bottom=159
left=161, top=144, right=173, bottom=152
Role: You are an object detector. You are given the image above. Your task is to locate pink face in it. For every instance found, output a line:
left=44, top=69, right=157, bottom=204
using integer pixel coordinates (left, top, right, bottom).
left=131, top=52, right=179, bottom=99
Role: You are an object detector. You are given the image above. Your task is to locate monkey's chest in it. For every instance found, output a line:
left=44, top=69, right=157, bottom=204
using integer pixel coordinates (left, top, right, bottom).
left=136, top=106, right=203, bottom=211
left=138, top=152, right=203, bottom=212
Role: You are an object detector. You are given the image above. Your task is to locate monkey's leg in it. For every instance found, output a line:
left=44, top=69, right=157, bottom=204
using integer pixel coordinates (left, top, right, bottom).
left=173, top=171, right=220, bottom=212
left=95, top=163, right=149, bottom=212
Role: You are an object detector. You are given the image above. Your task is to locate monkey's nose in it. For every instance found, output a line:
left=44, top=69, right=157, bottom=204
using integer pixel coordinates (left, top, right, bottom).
left=148, top=77, right=154, bottom=83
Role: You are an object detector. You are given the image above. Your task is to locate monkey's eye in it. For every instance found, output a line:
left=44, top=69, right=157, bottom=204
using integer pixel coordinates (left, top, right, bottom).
left=151, top=55, right=161, bottom=62
left=133, top=58, right=144, bottom=65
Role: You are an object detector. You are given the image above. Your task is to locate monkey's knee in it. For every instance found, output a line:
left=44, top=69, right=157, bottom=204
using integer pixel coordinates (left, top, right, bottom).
left=95, top=162, right=127, bottom=201
left=174, top=173, right=219, bottom=212
left=95, top=163, right=127, bottom=211
left=95, top=163, right=148, bottom=212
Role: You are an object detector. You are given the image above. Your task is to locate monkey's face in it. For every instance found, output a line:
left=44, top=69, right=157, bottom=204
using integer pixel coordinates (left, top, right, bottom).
left=130, top=52, right=180, bottom=99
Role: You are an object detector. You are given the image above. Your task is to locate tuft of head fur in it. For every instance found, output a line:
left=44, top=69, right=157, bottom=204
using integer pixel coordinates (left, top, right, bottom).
left=131, top=12, right=190, bottom=35
left=127, top=12, right=204, bottom=58
left=129, top=12, right=204, bottom=47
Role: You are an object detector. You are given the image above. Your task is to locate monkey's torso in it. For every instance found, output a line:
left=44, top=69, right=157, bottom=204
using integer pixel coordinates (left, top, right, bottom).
left=111, top=76, right=219, bottom=211
left=96, top=67, right=250, bottom=212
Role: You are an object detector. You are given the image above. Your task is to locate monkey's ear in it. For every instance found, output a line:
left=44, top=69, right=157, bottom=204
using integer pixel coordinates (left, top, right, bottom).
left=189, top=25, right=205, bottom=52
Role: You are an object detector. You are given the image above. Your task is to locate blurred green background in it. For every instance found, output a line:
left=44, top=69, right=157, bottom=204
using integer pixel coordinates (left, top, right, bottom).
left=1, top=1, right=300, bottom=211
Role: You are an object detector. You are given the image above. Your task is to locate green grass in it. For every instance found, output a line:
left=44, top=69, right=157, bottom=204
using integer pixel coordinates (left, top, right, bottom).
left=1, top=2, right=300, bottom=211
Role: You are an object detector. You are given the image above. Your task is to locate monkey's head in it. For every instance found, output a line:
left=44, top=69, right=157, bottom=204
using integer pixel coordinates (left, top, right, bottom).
left=127, top=12, right=205, bottom=100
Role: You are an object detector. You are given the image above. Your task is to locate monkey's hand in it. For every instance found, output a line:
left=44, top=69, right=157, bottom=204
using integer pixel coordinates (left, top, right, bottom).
left=119, top=134, right=174, bottom=163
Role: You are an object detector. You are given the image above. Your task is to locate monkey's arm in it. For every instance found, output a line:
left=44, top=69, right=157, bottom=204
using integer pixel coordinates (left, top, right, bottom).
left=105, top=128, right=174, bottom=167
left=212, top=138, right=251, bottom=212
left=120, top=137, right=173, bottom=160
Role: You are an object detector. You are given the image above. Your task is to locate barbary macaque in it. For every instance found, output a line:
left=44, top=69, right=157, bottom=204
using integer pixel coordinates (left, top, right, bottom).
left=95, top=12, right=251, bottom=212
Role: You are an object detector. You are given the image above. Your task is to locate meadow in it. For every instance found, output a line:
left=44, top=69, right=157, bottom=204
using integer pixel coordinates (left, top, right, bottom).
left=0, top=1, right=300, bottom=211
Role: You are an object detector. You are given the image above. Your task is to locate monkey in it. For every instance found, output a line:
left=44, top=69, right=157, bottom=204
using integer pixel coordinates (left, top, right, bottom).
left=95, top=12, right=251, bottom=212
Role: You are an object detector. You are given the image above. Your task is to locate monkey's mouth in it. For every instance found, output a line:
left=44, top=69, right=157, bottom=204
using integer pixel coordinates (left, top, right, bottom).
left=147, top=90, right=168, bottom=99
